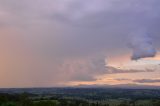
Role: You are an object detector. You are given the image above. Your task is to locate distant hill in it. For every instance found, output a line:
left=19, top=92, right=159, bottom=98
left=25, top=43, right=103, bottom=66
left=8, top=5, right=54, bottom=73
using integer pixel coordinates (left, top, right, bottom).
left=75, top=84, right=160, bottom=89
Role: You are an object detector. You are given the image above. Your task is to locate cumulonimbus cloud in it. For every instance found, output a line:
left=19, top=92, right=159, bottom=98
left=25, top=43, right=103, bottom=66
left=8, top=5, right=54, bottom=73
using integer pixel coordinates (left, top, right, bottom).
left=0, top=0, right=159, bottom=87
left=54, top=0, right=158, bottom=60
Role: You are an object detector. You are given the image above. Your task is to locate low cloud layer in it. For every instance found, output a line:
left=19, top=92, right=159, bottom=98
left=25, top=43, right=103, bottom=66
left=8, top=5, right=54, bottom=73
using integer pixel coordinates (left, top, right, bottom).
left=114, top=78, right=160, bottom=84
left=133, top=79, right=160, bottom=83
left=106, top=66, right=154, bottom=74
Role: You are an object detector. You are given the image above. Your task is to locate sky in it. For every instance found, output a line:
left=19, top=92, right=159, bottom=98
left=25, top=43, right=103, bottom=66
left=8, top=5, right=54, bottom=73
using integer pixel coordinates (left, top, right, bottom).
left=0, top=0, right=160, bottom=88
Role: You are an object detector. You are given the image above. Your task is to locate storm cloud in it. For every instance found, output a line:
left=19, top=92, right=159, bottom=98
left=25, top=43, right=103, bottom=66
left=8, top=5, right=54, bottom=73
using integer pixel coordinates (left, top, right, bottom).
left=0, top=0, right=159, bottom=87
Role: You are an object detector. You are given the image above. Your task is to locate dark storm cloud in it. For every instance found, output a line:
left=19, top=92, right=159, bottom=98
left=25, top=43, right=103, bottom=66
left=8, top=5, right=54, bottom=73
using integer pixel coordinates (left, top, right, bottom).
left=0, top=0, right=160, bottom=87
left=49, top=0, right=160, bottom=60
left=1, top=0, right=160, bottom=58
